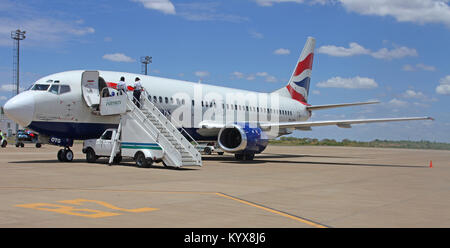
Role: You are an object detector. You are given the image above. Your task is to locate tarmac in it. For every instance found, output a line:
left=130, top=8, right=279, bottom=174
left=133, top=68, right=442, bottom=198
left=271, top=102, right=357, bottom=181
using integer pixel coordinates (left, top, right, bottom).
left=0, top=143, right=449, bottom=228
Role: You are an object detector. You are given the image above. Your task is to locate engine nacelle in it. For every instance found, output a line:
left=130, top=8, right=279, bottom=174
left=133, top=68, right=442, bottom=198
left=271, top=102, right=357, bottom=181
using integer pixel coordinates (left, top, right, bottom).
left=217, top=123, right=268, bottom=154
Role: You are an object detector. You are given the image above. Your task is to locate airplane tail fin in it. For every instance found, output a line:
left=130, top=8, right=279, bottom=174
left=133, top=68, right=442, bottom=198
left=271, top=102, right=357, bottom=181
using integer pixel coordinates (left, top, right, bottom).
left=273, top=37, right=315, bottom=105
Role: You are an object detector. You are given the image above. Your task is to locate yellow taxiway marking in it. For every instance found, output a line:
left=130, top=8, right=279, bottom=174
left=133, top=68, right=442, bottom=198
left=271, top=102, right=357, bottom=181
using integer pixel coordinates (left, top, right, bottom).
left=215, top=193, right=329, bottom=228
left=16, top=199, right=158, bottom=218
left=7, top=187, right=328, bottom=227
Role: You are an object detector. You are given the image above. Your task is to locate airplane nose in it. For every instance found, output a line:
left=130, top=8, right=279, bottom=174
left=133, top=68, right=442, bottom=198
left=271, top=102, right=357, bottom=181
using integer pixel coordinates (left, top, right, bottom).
left=3, top=91, right=35, bottom=127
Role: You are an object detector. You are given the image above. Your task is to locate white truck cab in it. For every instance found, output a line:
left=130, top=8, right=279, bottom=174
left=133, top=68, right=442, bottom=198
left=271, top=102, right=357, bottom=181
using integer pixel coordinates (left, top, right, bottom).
left=82, top=128, right=164, bottom=168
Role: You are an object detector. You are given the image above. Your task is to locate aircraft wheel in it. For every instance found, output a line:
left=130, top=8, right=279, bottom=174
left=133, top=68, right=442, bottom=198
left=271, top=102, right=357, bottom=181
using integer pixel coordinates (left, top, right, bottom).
left=64, top=149, right=74, bottom=162
left=204, top=147, right=212, bottom=155
left=20, top=143, right=24, bottom=148
left=244, top=153, right=255, bottom=161
left=1, top=140, right=7, bottom=148
left=35, top=143, right=41, bottom=148
left=234, top=154, right=243, bottom=160
left=57, top=149, right=65, bottom=162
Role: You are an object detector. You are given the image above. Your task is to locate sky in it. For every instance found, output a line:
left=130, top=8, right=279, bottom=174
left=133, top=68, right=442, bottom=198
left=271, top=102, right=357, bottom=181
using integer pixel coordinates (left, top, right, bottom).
left=0, top=0, right=449, bottom=142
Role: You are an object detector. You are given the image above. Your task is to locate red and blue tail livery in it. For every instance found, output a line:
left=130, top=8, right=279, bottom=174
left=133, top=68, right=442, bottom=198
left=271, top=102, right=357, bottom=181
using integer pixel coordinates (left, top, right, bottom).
left=273, top=37, right=315, bottom=105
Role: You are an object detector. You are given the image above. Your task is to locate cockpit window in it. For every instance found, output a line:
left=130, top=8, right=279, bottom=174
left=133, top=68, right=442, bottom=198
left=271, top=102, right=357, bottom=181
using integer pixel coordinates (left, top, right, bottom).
left=59, top=85, right=71, bottom=94
left=49, top=85, right=59, bottom=94
left=31, top=84, right=50, bottom=91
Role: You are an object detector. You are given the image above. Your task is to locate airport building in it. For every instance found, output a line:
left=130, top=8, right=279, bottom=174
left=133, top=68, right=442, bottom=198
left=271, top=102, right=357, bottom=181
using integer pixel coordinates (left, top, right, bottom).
left=1, top=106, right=20, bottom=137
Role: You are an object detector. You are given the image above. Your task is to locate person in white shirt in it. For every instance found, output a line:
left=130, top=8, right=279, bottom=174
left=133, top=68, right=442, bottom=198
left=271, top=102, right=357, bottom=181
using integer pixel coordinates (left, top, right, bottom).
left=133, top=77, right=143, bottom=108
left=117, top=76, right=126, bottom=95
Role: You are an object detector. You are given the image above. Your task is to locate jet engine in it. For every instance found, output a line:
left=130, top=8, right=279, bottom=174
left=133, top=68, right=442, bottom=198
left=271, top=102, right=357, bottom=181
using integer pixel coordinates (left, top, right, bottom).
left=217, top=123, right=268, bottom=155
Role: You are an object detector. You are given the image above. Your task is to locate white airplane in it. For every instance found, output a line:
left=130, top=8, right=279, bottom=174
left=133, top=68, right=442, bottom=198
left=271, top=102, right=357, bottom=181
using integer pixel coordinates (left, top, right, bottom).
left=3, top=37, right=433, bottom=161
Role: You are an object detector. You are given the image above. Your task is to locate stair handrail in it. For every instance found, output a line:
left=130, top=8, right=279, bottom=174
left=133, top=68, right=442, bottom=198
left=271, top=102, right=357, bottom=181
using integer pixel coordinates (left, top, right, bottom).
left=125, top=95, right=182, bottom=166
left=141, top=90, right=200, bottom=147
left=138, top=90, right=201, bottom=163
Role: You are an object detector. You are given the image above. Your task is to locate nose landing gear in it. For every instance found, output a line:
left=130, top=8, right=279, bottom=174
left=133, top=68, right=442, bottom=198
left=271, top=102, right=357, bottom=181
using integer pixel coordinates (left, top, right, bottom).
left=57, top=147, right=74, bottom=162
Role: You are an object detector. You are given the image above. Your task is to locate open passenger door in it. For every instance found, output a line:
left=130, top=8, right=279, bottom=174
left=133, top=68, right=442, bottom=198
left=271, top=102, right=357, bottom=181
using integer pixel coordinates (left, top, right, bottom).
left=81, top=71, right=100, bottom=109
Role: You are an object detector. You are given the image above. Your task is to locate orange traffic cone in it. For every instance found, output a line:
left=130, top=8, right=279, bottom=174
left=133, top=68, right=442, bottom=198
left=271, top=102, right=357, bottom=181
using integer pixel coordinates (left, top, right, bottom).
left=430, top=160, right=433, bottom=168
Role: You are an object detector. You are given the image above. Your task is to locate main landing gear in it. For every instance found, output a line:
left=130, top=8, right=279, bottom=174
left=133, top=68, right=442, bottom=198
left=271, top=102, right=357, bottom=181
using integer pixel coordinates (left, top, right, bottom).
left=234, top=153, right=255, bottom=161
left=57, top=147, right=74, bottom=162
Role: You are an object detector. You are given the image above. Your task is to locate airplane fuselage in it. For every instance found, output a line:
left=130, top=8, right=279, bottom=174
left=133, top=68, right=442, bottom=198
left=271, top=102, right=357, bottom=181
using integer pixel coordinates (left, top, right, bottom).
left=9, top=70, right=310, bottom=141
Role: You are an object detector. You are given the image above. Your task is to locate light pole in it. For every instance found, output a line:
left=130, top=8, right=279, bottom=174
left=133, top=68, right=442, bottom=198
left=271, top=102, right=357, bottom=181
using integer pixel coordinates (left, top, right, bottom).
left=11, top=29, right=26, bottom=96
left=11, top=29, right=26, bottom=135
left=140, top=56, right=152, bottom=75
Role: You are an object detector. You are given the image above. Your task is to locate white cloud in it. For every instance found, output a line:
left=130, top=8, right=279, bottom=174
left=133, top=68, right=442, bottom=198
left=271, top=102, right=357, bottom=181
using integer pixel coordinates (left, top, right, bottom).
left=402, top=64, right=415, bottom=71
left=273, top=48, right=291, bottom=55
left=254, top=0, right=327, bottom=6
left=436, top=75, right=450, bottom=95
left=0, top=84, right=25, bottom=92
left=318, top=42, right=417, bottom=60
left=231, top=71, right=245, bottom=79
left=195, top=71, right=210, bottom=78
left=416, top=63, right=437, bottom=71
left=317, top=76, right=379, bottom=89
left=265, top=75, right=278, bottom=83
left=371, top=46, right=418, bottom=60
left=230, top=71, right=278, bottom=83
left=246, top=75, right=256, bottom=81
left=0, top=18, right=95, bottom=46
left=254, top=0, right=305, bottom=6
left=254, top=0, right=450, bottom=28
left=102, top=53, right=135, bottom=63
left=256, top=72, right=269, bottom=77
left=402, top=89, right=425, bottom=99
left=339, top=0, right=450, bottom=27
left=176, top=2, right=249, bottom=23
left=389, top=98, right=408, bottom=107
left=249, top=30, right=264, bottom=39
left=317, top=42, right=370, bottom=57
left=132, top=0, right=176, bottom=15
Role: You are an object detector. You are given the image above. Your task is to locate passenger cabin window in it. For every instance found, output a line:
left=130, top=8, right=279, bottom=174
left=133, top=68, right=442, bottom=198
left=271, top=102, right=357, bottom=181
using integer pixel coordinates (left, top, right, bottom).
left=31, top=84, right=50, bottom=91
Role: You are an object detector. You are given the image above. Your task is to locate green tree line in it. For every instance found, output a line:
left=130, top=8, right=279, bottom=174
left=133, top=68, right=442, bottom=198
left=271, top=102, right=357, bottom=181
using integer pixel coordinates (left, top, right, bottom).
left=269, top=137, right=450, bottom=150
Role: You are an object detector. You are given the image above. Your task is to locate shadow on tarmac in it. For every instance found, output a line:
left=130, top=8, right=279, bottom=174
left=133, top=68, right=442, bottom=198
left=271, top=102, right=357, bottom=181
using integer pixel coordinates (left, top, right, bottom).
left=202, top=154, right=427, bottom=168
left=8, top=158, right=198, bottom=170
left=9, top=154, right=426, bottom=169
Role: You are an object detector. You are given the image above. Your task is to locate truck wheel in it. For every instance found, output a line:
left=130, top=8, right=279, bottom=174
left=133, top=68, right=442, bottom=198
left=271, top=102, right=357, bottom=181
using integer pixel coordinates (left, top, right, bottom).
left=135, top=152, right=149, bottom=168
left=20, top=143, right=24, bottom=148
left=113, top=155, right=122, bottom=164
left=86, top=148, right=97, bottom=163
left=1, top=140, right=7, bottom=148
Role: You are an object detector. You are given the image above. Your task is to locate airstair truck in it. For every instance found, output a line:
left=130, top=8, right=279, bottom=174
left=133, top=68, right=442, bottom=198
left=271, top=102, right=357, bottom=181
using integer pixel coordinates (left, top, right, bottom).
left=82, top=85, right=202, bottom=168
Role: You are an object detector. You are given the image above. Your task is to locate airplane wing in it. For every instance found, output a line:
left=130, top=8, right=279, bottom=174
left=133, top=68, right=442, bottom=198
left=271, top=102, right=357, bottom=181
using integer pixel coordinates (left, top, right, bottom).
left=198, top=116, right=434, bottom=130
left=306, top=101, right=380, bottom=111
left=259, top=116, right=434, bottom=130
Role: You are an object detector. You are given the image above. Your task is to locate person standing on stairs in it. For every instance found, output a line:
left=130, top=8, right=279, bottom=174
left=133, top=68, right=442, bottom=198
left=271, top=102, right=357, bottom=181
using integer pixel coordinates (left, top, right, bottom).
left=133, top=77, right=143, bottom=108
left=117, top=76, right=127, bottom=95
